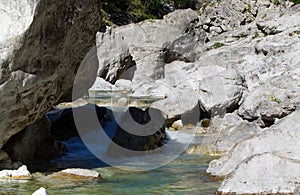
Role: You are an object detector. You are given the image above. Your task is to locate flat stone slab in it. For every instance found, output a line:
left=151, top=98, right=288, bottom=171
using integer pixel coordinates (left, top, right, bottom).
left=57, top=168, right=102, bottom=180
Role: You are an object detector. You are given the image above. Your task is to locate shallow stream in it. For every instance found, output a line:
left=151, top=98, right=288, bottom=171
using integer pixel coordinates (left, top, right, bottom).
left=0, top=130, right=220, bottom=195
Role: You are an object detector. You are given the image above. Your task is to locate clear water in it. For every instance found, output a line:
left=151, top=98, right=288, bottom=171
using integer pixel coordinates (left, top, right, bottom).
left=0, top=127, right=220, bottom=195
left=0, top=154, right=220, bottom=195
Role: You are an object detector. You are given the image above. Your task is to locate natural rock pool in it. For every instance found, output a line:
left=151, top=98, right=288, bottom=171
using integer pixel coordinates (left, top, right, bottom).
left=0, top=153, right=220, bottom=194
left=0, top=126, right=220, bottom=195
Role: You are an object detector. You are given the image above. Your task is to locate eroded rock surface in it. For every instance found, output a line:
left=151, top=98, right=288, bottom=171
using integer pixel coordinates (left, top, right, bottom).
left=207, top=109, right=300, bottom=194
left=0, top=0, right=101, bottom=167
left=0, top=165, right=31, bottom=179
left=3, top=116, right=65, bottom=164
left=203, top=113, right=263, bottom=155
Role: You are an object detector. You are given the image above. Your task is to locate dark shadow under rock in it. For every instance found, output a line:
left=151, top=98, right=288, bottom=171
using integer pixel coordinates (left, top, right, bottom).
left=107, top=107, right=167, bottom=156
left=49, top=104, right=107, bottom=141
left=2, top=116, right=65, bottom=164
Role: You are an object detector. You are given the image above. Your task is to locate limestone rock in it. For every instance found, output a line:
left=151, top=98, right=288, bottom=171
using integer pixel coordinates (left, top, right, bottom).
left=96, top=9, right=199, bottom=83
left=217, top=153, right=300, bottom=194
left=32, top=187, right=48, bottom=195
left=89, top=77, right=114, bottom=92
left=203, top=113, right=263, bottom=155
left=207, top=109, right=300, bottom=194
left=0, top=0, right=37, bottom=66
left=0, top=0, right=101, bottom=168
left=59, top=168, right=101, bottom=179
left=0, top=165, right=31, bottom=179
left=171, top=120, right=184, bottom=130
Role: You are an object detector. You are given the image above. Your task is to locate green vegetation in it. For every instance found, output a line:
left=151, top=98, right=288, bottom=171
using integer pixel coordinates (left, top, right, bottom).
left=101, top=0, right=196, bottom=26
left=213, top=42, right=225, bottom=48
left=270, top=96, right=281, bottom=104
left=289, top=0, right=300, bottom=4
left=253, top=32, right=260, bottom=39
left=279, top=12, right=284, bottom=17
left=274, top=0, right=281, bottom=5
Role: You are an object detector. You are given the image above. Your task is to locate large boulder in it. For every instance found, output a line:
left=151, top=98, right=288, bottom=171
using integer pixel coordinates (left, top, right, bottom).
left=207, top=109, right=300, bottom=194
left=107, top=107, right=167, bottom=156
left=96, top=9, right=199, bottom=83
left=2, top=116, right=65, bottom=164
left=0, top=0, right=101, bottom=167
left=202, top=113, right=263, bottom=155
left=144, top=61, right=244, bottom=119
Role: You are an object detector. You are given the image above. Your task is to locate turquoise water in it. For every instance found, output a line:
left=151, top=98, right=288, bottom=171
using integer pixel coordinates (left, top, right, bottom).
left=0, top=154, right=220, bottom=195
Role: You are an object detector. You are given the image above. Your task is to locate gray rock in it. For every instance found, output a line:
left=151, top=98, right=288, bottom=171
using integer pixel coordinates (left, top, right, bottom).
left=115, top=79, right=132, bottom=91
left=89, top=77, right=114, bottom=92
left=203, top=113, right=263, bottom=155
left=96, top=9, right=199, bottom=84
left=207, top=109, right=300, bottom=194
left=0, top=150, right=12, bottom=169
left=0, top=0, right=101, bottom=167
left=218, top=153, right=300, bottom=194
left=2, top=116, right=64, bottom=163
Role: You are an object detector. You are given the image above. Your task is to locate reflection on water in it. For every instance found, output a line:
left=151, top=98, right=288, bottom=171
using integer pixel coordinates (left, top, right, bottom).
left=0, top=130, right=220, bottom=194
left=5, top=92, right=221, bottom=194
left=0, top=154, right=220, bottom=195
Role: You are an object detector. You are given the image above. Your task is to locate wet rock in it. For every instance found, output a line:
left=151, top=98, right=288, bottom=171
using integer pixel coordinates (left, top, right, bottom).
left=0, top=165, right=31, bottom=179
left=107, top=107, right=167, bottom=156
left=49, top=105, right=107, bottom=141
left=0, top=150, right=12, bottom=169
left=3, top=117, right=64, bottom=163
left=32, top=187, right=48, bottom=195
left=59, top=168, right=101, bottom=179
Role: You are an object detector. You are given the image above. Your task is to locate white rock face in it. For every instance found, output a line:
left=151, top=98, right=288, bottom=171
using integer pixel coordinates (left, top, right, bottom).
left=0, top=0, right=38, bottom=63
left=0, top=165, right=31, bottom=179
left=60, top=168, right=101, bottom=178
left=96, top=9, right=200, bottom=119
left=203, top=113, right=263, bottom=155
left=32, top=187, right=48, bottom=195
left=218, top=153, right=300, bottom=194
left=207, top=109, right=300, bottom=194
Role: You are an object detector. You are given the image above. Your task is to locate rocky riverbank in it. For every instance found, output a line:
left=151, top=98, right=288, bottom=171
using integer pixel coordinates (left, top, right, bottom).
left=0, top=0, right=300, bottom=194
